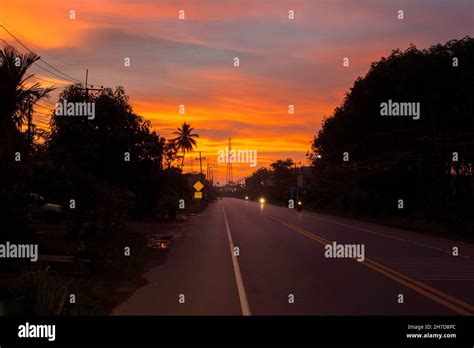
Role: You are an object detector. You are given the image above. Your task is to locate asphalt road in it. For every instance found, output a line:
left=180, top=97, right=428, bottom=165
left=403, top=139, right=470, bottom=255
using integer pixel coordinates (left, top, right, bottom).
left=113, top=198, right=474, bottom=315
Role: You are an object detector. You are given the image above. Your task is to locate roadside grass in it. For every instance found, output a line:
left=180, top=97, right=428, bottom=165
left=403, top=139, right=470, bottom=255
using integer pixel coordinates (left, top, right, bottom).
left=185, top=199, right=209, bottom=215
left=1, top=199, right=207, bottom=315
left=62, top=231, right=167, bottom=315
left=0, top=225, right=170, bottom=315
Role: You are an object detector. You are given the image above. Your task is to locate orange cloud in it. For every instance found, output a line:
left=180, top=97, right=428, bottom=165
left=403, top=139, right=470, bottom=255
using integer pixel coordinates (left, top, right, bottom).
left=5, top=0, right=472, bottom=184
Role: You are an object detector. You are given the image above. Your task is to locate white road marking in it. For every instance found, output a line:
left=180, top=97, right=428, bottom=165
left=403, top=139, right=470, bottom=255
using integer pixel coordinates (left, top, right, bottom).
left=221, top=203, right=251, bottom=316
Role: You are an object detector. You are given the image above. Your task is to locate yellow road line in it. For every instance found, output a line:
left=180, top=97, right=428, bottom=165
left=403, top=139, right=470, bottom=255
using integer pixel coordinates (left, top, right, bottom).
left=264, top=212, right=473, bottom=316
left=364, top=258, right=474, bottom=313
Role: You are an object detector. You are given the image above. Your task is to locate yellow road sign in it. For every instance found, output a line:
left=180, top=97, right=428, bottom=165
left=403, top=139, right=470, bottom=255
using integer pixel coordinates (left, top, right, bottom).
left=194, top=191, right=203, bottom=199
left=193, top=180, right=204, bottom=192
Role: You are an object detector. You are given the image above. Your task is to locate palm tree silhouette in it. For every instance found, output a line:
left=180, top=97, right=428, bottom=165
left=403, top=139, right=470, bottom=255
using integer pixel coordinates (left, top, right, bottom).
left=172, top=122, right=199, bottom=170
left=0, top=44, right=54, bottom=160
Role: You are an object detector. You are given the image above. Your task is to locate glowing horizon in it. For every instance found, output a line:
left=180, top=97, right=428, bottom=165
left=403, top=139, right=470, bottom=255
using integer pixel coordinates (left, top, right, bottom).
left=2, top=0, right=472, bottom=182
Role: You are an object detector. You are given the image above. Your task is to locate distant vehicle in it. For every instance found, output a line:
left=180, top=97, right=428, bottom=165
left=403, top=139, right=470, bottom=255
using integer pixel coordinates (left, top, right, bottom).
left=259, top=197, right=266, bottom=204
left=27, top=193, right=63, bottom=223
left=296, top=200, right=303, bottom=212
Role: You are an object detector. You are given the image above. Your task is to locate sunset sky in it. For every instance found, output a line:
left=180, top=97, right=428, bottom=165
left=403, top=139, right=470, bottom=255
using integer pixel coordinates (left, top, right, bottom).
left=1, top=0, right=472, bottom=183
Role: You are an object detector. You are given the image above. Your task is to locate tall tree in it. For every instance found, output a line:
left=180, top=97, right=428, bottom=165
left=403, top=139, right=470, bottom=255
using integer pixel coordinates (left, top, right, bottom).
left=49, top=85, right=165, bottom=190
left=172, top=122, right=199, bottom=169
left=0, top=44, right=53, bottom=160
left=245, top=167, right=272, bottom=198
left=307, top=37, right=474, bottom=220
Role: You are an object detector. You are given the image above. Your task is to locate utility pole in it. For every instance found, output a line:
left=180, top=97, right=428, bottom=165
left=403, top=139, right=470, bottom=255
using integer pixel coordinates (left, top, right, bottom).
left=294, top=162, right=298, bottom=202
left=226, top=138, right=233, bottom=185
left=207, top=163, right=214, bottom=185
left=207, top=163, right=218, bottom=185
left=294, top=161, right=301, bottom=202
left=80, top=69, right=103, bottom=96
left=85, top=69, right=89, bottom=97
left=196, top=151, right=206, bottom=180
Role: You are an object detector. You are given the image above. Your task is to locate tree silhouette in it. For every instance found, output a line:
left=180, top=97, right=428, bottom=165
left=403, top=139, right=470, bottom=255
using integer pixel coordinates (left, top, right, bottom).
left=164, top=139, right=178, bottom=169
left=306, top=37, right=473, bottom=236
left=172, top=122, right=199, bottom=170
left=47, top=85, right=167, bottom=216
left=244, top=166, right=271, bottom=199
left=0, top=44, right=54, bottom=238
left=269, top=159, right=295, bottom=201
left=0, top=44, right=53, bottom=160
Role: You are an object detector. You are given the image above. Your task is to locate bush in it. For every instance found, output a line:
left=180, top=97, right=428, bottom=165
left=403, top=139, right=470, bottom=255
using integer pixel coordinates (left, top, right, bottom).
left=17, top=266, right=69, bottom=315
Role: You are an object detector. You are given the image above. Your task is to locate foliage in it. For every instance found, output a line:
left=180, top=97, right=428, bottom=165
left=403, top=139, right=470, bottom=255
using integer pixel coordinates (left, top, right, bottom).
left=17, top=267, right=69, bottom=315
left=0, top=44, right=54, bottom=235
left=306, top=37, right=474, bottom=236
left=0, top=45, right=54, bottom=160
left=172, top=122, right=199, bottom=169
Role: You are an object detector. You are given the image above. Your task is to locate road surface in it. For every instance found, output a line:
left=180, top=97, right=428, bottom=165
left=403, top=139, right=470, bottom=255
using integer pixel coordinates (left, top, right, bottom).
left=113, top=198, right=474, bottom=315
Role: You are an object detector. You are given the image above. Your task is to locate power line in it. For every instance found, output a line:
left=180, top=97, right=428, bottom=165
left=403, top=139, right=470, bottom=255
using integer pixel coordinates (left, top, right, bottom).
left=0, top=24, right=83, bottom=83
left=1, top=27, right=106, bottom=92
left=0, top=24, right=104, bottom=88
left=34, top=111, right=51, bottom=117
left=37, top=98, right=56, bottom=106
left=35, top=114, right=51, bottom=120
left=32, top=61, right=79, bottom=84
left=31, top=75, right=72, bottom=86
left=0, top=18, right=84, bottom=74
left=0, top=37, right=78, bottom=85
left=36, top=104, right=55, bottom=112
left=35, top=119, right=50, bottom=125
left=34, top=110, right=52, bottom=117
left=33, top=123, right=49, bottom=131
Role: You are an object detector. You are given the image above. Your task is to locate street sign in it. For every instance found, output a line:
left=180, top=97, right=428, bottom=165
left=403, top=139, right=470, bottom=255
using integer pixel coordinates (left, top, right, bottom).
left=194, top=180, right=204, bottom=199
left=193, top=180, right=204, bottom=192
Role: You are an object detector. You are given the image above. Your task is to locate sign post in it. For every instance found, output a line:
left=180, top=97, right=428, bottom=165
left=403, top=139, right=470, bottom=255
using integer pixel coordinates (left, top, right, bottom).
left=193, top=180, right=204, bottom=200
